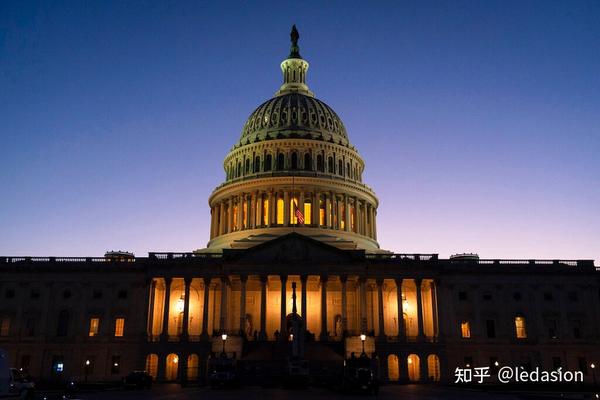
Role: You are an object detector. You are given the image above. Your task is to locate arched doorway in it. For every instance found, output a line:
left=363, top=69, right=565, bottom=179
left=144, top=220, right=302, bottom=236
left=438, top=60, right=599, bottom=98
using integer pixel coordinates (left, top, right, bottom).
left=427, top=354, right=440, bottom=381
left=407, top=354, right=420, bottom=382
left=165, top=353, right=179, bottom=381
left=145, top=354, right=158, bottom=379
left=187, top=354, right=199, bottom=381
left=387, top=354, right=400, bottom=381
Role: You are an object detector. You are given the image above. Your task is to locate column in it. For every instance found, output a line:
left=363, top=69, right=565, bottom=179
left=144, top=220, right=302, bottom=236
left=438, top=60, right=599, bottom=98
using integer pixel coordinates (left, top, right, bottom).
left=161, top=277, right=172, bottom=341
left=415, top=278, right=425, bottom=339
left=341, top=276, right=348, bottom=334
left=395, top=278, right=406, bottom=340
left=320, top=275, right=328, bottom=340
left=257, top=192, right=263, bottom=228
left=219, top=276, right=228, bottom=333
left=325, top=193, right=331, bottom=228
left=376, top=279, right=385, bottom=338
left=250, top=192, right=257, bottom=229
left=182, top=277, right=191, bottom=339
left=245, top=194, right=252, bottom=229
left=201, top=277, right=211, bottom=337
left=298, top=191, right=304, bottom=224
left=147, top=279, right=157, bottom=337
left=300, top=275, right=308, bottom=321
left=228, top=197, right=234, bottom=233
left=218, top=202, right=225, bottom=235
left=280, top=275, right=288, bottom=339
left=359, top=278, right=367, bottom=333
left=312, top=192, right=319, bottom=227
left=329, top=191, right=335, bottom=228
left=236, top=195, right=243, bottom=230
left=259, top=275, right=267, bottom=340
left=239, top=275, right=247, bottom=335
left=362, top=200, right=368, bottom=236
left=344, top=194, right=350, bottom=232
left=373, top=208, right=377, bottom=240
left=283, top=191, right=290, bottom=226
left=353, top=196, right=359, bottom=233
left=430, top=280, right=439, bottom=338
left=268, top=190, right=275, bottom=226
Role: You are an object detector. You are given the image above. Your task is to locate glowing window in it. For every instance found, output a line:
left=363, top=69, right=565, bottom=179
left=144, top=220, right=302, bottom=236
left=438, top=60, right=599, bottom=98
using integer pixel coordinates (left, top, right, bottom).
left=515, top=316, right=527, bottom=339
left=114, top=318, right=125, bottom=337
left=276, top=198, right=284, bottom=225
left=0, top=317, right=10, bottom=336
left=242, top=201, right=247, bottom=229
left=461, top=321, right=471, bottom=338
left=262, top=198, right=269, bottom=226
left=304, top=201, right=312, bottom=225
left=88, top=318, right=100, bottom=337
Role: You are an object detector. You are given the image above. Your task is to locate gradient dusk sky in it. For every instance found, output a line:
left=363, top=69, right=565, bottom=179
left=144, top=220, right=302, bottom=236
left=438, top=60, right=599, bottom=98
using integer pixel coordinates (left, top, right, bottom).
left=1, top=1, right=599, bottom=261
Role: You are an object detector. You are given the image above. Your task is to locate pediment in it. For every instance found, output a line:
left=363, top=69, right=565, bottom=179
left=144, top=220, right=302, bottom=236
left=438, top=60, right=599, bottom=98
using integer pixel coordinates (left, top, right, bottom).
left=223, top=232, right=364, bottom=263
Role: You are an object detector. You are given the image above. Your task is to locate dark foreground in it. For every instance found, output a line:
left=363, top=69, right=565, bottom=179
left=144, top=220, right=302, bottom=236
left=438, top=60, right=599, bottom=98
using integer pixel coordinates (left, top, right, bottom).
left=34, top=383, right=598, bottom=400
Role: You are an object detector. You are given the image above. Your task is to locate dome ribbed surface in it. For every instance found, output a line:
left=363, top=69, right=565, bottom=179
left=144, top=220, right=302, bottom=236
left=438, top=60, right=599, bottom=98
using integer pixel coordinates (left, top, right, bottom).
left=237, top=93, right=349, bottom=147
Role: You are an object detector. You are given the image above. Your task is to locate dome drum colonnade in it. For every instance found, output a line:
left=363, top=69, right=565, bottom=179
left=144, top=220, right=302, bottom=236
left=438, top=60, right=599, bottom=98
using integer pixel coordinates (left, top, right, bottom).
left=205, top=25, right=380, bottom=252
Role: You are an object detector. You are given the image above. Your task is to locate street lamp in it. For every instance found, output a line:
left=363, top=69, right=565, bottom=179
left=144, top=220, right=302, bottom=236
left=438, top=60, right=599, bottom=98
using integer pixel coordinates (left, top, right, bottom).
left=591, top=362, right=596, bottom=387
left=84, top=359, right=91, bottom=382
left=221, top=333, right=228, bottom=355
left=360, top=334, right=366, bottom=354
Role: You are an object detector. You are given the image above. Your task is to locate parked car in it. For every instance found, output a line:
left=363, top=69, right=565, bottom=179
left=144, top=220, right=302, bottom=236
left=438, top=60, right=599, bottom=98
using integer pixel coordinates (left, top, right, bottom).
left=122, top=371, right=153, bottom=389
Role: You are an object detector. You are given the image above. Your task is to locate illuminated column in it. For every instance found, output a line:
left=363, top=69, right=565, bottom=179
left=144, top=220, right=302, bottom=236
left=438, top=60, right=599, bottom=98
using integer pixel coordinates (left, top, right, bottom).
left=280, top=275, right=288, bottom=339
left=430, top=280, right=439, bottom=337
left=353, top=196, right=359, bottom=233
left=239, top=275, right=247, bottom=335
left=415, top=278, right=425, bottom=339
left=259, top=275, right=267, bottom=340
left=267, top=190, right=274, bottom=226
left=300, top=275, right=308, bottom=322
left=284, top=191, right=290, bottom=226
left=312, top=192, right=319, bottom=227
left=298, top=190, right=304, bottom=224
left=320, top=275, right=328, bottom=340
left=257, top=192, right=263, bottom=228
left=341, top=275, right=348, bottom=334
left=395, top=278, right=406, bottom=340
left=335, top=195, right=341, bottom=229
left=218, top=202, right=225, bottom=235
left=160, top=277, right=172, bottom=341
left=368, top=204, right=374, bottom=238
left=376, top=279, right=385, bottom=338
left=228, top=197, right=234, bottom=233
left=147, top=279, right=156, bottom=336
left=329, top=190, right=335, bottom=228
left=220, top=276, right=228, bottom=333
left=325, top=193, right=331, bottom=228
left=359, top=278, right=367, bottom=333
left=182, top=277, right=191, bottom=339
left=237, top=195, right=243, bottom=231
left=250, top=193, right=256, bottom=229
left=201, top=277, right=211, bottom=337
left=344, top=194, right=350, bottom=232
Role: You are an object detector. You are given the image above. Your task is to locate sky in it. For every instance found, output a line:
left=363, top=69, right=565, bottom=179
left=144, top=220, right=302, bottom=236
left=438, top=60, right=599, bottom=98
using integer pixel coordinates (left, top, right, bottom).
left=1, top=0, right=599, bottom=261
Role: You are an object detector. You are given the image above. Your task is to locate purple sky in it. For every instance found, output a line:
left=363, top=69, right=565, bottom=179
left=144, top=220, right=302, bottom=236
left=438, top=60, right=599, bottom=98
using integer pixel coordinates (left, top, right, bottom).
left=1, top=1, right=599, bottom=261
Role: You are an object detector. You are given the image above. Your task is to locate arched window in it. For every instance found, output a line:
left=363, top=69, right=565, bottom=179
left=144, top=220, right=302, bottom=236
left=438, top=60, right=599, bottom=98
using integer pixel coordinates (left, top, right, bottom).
left=187, top=354, right=199, bottom=381
left=57, top=310, right=69, bottom=337
left=244, top=159, right=250, bottom=175
left=427, top=354, right=440, bottom=381
left=304, top=153, right=312, bottom=171
left=338, top=160, right=343, bottom=175
left=145, top=354, right=158, bottom=379
left=515, top=315, right=527, bottom=338
left=327, top=157, right=334, bottom=173
left=291, top=152, right=298, bottom=170
left=265, top=154, right=272, bottom=171
left=254, top=156, right=260, bottom=172
left=236, top=162, right=241, bottom=178
left=346, top=163, right=351, bottom=177
left=407, top=354, right=420, bottom=382
left=277, top=153, right=285, bottom=170
left=165, top=353, right=179, bottom=381
left=276, top=197, right=284, bottom=225
left=387, top=354, right=400, bottom=381
left=317, top=155, right=324, bottom=172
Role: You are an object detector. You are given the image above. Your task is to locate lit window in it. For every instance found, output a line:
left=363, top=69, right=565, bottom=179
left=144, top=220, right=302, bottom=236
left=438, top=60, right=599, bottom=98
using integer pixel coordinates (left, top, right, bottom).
left=114, top=318, right=125, bottom=337
left=262, top=198, right=269, bottom=226
left=0, top=317, right=10, bottom=336
left=290, top=196, right=299, bottom=224
left=304, top=201, right=312, bottom=225
left=515, top=316, right=527, bottom=339
left=276, top=198, right=284, bottom=225
left=88, top=318, right=100, bottom=337
left=461, top=321, right=471, bottom=338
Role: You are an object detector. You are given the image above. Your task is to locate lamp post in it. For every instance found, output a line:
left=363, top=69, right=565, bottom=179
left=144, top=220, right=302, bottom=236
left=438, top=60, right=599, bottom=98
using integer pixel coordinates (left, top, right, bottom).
left=360, top=334, right=366, bottom=355
left=221, top=333, right=228, bottom=355
left=591, top=362, right=596, bottom=387
left=84, top=359, right=90, bottom=382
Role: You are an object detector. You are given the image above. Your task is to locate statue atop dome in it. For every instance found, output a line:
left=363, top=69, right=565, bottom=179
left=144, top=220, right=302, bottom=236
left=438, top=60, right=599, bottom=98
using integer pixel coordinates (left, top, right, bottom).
left=289, top=25, right=302, bottom=59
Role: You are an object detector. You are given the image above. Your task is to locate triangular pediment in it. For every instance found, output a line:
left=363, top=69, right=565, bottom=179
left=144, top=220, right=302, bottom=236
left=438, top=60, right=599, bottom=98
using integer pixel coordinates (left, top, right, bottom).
left=222, top=232, right=364, bottom=263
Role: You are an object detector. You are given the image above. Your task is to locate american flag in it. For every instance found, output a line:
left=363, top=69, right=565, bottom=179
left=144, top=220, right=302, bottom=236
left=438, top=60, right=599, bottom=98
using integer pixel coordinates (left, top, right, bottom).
left=294, top=200, right=305, bottom=225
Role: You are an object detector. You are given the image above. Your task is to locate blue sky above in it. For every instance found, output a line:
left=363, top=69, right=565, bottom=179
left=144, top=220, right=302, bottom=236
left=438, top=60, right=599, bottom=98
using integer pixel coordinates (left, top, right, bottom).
left=1, top=0, right=599, bottom=260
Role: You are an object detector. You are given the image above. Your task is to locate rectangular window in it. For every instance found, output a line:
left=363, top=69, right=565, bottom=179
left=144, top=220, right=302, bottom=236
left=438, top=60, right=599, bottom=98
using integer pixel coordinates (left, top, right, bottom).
left=319, top=199, right=326, bottom=226
left=460, top=321, right=471, bottom=338
left=276, top=198, right=284, bottom=225
left=486, top=320, right=496, bottom=338
left=114, top=318, right=125, bottom=337
left=89, top=318, right=100, bottom=337
left=304, top=201, right=312, bottom=225
left=0, top=317, right=10, bottom=336
left=262, top=198, right=269, bottom=226
left=515, top=316, right=527, bottom=338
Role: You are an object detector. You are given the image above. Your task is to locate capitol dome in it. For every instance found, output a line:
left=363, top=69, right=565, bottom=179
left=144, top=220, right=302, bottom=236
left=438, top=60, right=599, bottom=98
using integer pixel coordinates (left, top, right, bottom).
left=201, top=26, right=382, bottom=253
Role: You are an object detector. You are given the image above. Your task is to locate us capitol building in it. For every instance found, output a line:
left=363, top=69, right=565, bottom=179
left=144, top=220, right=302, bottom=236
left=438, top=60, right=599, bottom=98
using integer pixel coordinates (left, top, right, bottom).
left=1, top=27, right=599, bottom=385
